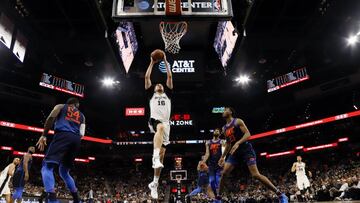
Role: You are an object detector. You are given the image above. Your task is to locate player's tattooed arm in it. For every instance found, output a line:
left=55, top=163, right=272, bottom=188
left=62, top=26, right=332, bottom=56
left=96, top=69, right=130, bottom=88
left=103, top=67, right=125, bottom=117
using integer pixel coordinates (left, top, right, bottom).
left=164, top=54, right=173, bottom=90
left=229, top=119, right=251, bottom=155
left=42, top=104, right=64, bottom=137
left=291, top=163, right=297, bottom=172
left=37, top=104, right=64, bottom=151
left=202, top=142, right=210, bottom=164
left=145, top=57, right=155, bottom=90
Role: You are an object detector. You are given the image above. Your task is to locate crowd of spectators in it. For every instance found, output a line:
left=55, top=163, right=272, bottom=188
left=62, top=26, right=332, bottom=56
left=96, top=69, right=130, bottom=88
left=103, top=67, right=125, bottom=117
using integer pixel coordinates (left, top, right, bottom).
left=188, top=153, right=359, bottom=202
left=0, top=152, right=359, bottom=202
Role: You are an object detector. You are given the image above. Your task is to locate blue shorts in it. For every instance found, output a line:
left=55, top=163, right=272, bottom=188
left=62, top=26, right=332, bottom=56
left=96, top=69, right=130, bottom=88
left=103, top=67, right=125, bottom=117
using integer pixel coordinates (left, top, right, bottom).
left=12, top=171, right=25, bottom=188
left=44, top=131, right=81, bottom=168
left=208, top=167, right=222, bottom=177
left=12, top=187, right=24, bottom=199
left=226, top=142, right=257, bottom=166
left=197, top=173, right=209, bottom=186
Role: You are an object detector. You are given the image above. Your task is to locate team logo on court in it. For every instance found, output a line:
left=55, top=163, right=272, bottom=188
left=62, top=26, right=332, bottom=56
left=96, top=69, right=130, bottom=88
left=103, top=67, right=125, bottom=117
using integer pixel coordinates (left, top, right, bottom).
left=159, top=60, right=196, bottom=73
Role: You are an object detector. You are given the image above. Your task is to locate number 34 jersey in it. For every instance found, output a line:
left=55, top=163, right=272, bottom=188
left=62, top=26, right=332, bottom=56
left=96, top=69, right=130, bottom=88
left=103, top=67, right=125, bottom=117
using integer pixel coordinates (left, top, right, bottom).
left=147, top=85, right=172, bottom=122
left=54, top=104, right=85, bottom=135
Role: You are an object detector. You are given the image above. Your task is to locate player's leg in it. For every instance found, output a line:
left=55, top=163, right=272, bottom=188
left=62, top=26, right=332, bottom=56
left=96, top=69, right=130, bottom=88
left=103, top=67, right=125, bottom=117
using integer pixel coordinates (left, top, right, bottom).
left=41, top=162, right=57, bottom=203
left=206, top=184, right=215, bottom=199
left=248, top=165, right=288, bottom=202
left=189, top=186, right=202, bottom=196
left=59, top=134, right=81, bottom=203
left=209, top=170, right=217, bottom=195
left=5, top=194, right=11, bottom=203
left=218, top=162, right=235, bottom=196
left=152, top=122, right=165, bottom=168
left=12, top=187, right=24, bottom=203
left=59, top=165, right=79, bottom=203
left=154, top=147, right=166, bottom=184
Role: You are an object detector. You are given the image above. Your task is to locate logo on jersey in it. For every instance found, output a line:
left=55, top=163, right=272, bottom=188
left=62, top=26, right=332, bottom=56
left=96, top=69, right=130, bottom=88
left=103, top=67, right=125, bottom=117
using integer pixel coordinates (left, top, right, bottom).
left=159, top=60, right=196, bottom=73
left=210, top=143, right=220, bottom=155
left=224, top=127, right=235, bottom=142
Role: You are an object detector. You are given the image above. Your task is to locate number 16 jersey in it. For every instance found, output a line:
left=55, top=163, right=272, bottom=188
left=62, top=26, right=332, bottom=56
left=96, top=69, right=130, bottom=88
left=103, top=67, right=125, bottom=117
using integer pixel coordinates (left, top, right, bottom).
left=147, top=85, right=172, bottom=122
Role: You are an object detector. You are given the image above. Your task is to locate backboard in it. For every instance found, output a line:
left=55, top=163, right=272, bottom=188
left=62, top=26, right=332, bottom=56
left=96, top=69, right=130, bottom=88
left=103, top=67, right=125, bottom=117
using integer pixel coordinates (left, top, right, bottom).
left=112, top=0, right=233, bottom=20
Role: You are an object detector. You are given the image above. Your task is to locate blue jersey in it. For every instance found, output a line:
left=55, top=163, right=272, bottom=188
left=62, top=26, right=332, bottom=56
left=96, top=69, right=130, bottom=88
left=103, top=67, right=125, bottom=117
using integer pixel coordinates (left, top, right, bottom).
left=208, top=139, right=222, bottom=169
left=223, top=118, right=249, bottom=145
left=15, top=154, right=32, bottom=173
left=54, top=104, right=84, bottom=135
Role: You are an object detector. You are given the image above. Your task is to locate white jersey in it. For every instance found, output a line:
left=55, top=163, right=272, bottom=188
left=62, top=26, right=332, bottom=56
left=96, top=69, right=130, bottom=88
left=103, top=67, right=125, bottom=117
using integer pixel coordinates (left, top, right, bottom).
left=148, top=86, right=172, bottom=122
left=0, top=165, right=12, bottom=195
left=295, top=162, right=306, bottom=177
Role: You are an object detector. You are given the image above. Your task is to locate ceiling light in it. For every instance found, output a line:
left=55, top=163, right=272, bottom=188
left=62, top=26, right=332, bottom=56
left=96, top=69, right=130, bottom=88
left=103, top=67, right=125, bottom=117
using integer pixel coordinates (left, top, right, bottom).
left=235, top=75, right=251, bottom=84
left=347, top=35, right=358, bottom=45
left=102, top=77, right=119, bottom=87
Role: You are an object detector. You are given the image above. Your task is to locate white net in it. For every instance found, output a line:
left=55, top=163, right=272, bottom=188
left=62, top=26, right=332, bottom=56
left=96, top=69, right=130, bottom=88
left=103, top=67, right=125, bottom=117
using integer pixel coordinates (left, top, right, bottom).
left=160, top=21, right=188, bottom=54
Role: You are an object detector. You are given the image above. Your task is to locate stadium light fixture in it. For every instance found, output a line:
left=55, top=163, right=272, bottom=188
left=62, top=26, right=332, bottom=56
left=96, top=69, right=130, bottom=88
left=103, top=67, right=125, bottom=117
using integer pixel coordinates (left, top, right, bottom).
left=347, top=35, right=359, bottom=45
left=102, top=77, right=119, bottom=87
left=235, top=75, right=251, bottom=84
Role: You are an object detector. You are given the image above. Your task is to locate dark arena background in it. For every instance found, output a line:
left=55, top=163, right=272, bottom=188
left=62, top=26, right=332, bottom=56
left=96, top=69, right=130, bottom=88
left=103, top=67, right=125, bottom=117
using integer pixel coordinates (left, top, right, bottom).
left=0, top=0, right=359, bottom=202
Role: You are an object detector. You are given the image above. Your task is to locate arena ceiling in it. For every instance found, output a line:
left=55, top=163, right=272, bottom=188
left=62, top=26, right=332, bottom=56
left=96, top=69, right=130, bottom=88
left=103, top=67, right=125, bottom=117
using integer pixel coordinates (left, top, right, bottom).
left=0, top=0, right=360, bottom=138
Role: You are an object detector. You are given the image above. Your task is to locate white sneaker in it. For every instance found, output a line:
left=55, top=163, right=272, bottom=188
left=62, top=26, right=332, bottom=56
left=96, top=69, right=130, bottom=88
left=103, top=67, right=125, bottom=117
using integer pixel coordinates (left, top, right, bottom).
left=152, top=156, right=164, bottom=169
left=148, top=181, right=158, bottom=199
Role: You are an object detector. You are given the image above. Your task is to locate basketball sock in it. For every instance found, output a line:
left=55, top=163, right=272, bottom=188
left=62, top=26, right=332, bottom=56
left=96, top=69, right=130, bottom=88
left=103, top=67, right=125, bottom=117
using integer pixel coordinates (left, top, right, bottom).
left=71, top=192, right=80, bottom=203
left=153, top=176, right=159, bottom=184
left=46, top=192, right=58, bottom=203
left=153, top=148, right=160, bottom=157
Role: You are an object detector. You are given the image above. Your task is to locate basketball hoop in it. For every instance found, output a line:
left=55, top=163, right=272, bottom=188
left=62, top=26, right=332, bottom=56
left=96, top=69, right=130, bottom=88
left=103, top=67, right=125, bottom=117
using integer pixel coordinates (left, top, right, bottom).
left=160, top=21, right=188, bottom=54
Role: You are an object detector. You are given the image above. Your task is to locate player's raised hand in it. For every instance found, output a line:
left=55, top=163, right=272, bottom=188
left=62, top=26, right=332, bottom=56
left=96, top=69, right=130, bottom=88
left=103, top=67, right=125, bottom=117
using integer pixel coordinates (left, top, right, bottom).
left=36, top=136, right=47, bottom=151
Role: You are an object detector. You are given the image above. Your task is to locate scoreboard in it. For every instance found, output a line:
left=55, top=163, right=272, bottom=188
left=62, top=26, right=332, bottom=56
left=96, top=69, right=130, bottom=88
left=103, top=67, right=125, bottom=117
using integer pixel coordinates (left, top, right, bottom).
left=39, top=73, right=84, bottom=97
left=267, top=67, right=309, bottom=93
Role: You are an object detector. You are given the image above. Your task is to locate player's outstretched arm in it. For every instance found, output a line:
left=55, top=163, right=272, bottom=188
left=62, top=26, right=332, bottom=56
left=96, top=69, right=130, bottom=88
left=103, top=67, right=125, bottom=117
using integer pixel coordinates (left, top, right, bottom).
left=164, top=54, right=173, bottom=90
left=145, top=57, right=155, bottom=90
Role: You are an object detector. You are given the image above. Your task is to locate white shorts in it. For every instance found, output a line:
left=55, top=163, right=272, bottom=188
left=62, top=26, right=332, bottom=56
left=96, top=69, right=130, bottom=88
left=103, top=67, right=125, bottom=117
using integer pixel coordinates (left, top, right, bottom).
left=148, top=119, right=171, bottom=146
left=297, top=175, right=310, bottom=190
left=0, top=178, right=11, bottom=196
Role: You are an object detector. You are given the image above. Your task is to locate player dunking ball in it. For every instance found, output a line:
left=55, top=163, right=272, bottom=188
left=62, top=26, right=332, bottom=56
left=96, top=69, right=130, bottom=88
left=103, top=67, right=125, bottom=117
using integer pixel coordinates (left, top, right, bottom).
left=291, top=156, right=312, bottom=201
left=36, top=98, right=85, bottom=203
left=217, top=107, right=288, bottom=203
left=145, top=49, right=173, bottom=199
left=12, top=146, right=35, bottom=203
left=202, top=128, right=225, bottom=196
left=0, top=158, right=20, bottom=203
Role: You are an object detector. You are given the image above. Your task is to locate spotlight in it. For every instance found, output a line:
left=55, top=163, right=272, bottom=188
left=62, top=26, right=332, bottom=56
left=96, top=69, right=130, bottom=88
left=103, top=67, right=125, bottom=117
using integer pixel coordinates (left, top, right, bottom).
left=102, top=77, right=119, bottom=87
left=347, top=35, right=358, bottom=45
left=235, top=75, right=251, bottom=84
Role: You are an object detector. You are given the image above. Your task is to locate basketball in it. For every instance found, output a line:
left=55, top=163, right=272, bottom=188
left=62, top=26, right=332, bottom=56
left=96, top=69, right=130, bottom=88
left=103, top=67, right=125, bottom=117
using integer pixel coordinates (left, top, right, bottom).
left=151, top=49, right=165, bottom=61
